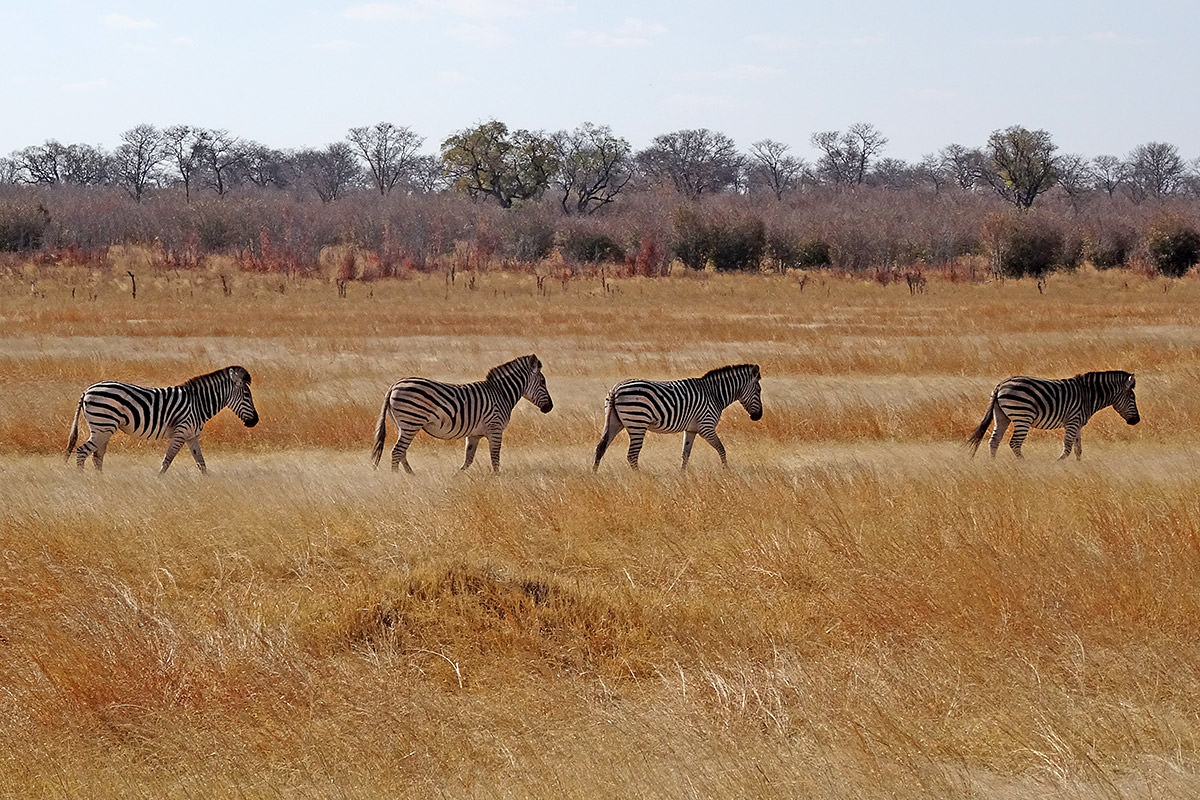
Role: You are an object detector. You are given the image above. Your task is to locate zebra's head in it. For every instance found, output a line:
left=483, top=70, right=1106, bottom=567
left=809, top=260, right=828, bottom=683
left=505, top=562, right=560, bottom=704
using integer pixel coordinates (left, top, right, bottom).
left=738, top=364, right=764, bottom=421
left=522, top=355, right=554, bottom=414
left=226, top=366, right=259, bottom=428
left=1114, top=373, right=1139, bottom=426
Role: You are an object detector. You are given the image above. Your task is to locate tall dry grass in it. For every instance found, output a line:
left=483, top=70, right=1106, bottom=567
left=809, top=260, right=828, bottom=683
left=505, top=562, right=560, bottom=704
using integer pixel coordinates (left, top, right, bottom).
left=3, top=265, right=1200, bottom=797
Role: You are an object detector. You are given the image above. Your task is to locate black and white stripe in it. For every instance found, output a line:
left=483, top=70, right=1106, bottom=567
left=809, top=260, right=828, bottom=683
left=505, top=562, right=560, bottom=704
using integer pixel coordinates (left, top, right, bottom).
left=372, top=354, right=554, bottom=473
left=593, top=363, right=763, bottom=470
left=66, top=365, right=259, bottom=473
left=967, top=370, right=1140, bottom=460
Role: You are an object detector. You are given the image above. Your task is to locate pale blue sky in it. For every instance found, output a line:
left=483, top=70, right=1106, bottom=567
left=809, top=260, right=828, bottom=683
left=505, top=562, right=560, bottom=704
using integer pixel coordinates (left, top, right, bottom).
left=3, top=0, right=1197, bottom=161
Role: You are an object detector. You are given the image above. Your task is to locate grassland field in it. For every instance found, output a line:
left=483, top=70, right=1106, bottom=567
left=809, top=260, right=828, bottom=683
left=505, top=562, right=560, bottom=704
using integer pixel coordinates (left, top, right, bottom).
left=3, top=262, right=1200, bottom=798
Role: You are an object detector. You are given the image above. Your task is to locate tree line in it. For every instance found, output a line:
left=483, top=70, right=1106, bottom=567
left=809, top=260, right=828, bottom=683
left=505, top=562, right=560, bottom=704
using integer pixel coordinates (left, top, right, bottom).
left=3, top=121, right=1198, bottom=209
left=1, top=120, right=1199, bottom=279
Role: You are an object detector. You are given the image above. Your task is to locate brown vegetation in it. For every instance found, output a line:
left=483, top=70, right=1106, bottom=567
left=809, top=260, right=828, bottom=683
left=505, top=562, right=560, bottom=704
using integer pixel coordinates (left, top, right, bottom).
left=3, top=266, right=1200, bottom=797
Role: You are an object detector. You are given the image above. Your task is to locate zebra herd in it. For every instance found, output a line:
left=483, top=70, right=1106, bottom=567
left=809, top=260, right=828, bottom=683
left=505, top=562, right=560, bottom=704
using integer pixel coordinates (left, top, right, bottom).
left=64, top=358, right=1141, bottom=474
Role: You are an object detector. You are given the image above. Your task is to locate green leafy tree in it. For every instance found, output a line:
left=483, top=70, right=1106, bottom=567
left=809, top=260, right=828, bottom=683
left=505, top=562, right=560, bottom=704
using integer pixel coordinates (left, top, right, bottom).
left=981, top=126, right=1059, bottom=209
left=550, top=123, right=633, bottom=214
left=441, top=121, right=559, bottom=208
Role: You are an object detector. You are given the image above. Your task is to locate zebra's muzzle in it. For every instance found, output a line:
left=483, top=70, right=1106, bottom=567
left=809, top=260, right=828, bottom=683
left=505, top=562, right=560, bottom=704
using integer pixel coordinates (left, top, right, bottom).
left=749, top=408, right=763, bottom=421
left=539, top=399, right=554, bottom=413
left=244, top=413, right=260, bottom=428
left=1127, top=414, right=1140, bottom=425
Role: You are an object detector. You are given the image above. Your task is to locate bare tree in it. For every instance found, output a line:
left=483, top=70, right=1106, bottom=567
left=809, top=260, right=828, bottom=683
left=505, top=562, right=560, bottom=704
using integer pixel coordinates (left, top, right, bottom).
left=916, top=153, right=950, bottom=193
left=347, top=122, right=424, bottom=196
left=1056, top=153, right=1094, bottom=211
left=1091, top=155, right=1128, bottom=198
left=163, top=125, right=207, bottom=203
left=1127, top=141, right=1186, bottom=201
left=295, top=143, right=361, bottom=202
left=198, top=129, right=245, bottom=196
left=811, top=123, right=887, bottom=186
left=111, top=124, right=166, bottom=202
left=980, top=126, right=1059, bottom=209
left=635, top=128, right=741, bottom=198
left=241, top=141, right=289, bottom=188
left=747, top=139, right=805, bottom=200
left=551, top=122, right=633, bottom=214
left=13, top=140, right=68, bottom=184
left=939, top=143, right=984, bottom=190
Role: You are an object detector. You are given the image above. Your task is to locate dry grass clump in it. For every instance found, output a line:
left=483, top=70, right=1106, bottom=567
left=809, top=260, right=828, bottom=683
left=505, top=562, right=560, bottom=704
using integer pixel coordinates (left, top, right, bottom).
left=3, top=267, right=1200, bottom=797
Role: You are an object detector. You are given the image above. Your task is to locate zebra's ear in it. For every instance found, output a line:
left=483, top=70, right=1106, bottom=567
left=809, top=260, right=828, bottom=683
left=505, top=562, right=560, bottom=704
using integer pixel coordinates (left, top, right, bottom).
left=532, top=355, right=541, bottom=369
left=1126, top=374, right=1136, bottom=389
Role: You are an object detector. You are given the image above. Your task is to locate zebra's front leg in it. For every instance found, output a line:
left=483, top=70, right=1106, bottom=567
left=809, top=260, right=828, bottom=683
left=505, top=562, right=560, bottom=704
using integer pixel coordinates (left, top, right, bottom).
left=461, top=435, right=483, bottom=471
left=700, top=429, right=728, bottom=467
left=681, top=430, right=697, bottom=470
left=188, top=437, right=207, bottom=474
left=1060, top=422, right=1082, bottom=461
left=487, top=431, right=504, bottom=473
left=160, top=436, right=187, bottom=474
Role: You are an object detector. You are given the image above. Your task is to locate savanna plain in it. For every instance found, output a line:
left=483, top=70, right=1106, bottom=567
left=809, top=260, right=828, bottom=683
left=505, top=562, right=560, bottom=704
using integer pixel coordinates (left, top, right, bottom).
left=4, top=263, right=1200, bottom=799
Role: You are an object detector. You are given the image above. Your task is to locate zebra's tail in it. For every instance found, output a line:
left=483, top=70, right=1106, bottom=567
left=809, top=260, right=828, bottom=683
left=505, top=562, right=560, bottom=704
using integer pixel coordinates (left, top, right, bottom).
left=371, top=391, right=390, bottom=469
left=966, top=390, right=997, bottom=457
left=65, top=396, right=84, bottom=460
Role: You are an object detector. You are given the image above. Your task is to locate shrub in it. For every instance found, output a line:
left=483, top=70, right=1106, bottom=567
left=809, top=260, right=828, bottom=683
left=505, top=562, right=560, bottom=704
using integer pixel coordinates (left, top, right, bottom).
left=0, top=203, right=50, bottom=251
left=1146, top=219, right=1200, bottom=278
left=509, top=217, right=555, bottom=263
left=671, top=206, right=709, bottom=270
left=560, top=229, right=625, bottom=264
left=1086, top=224, right=1138, bottom=269
left=987, top=215, right=1074, bottom=278
left=709, top=216, right=765, bottom=272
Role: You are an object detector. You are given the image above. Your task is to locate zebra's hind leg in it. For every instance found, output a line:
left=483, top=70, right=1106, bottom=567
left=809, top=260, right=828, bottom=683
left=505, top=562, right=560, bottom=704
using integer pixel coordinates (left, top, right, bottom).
left=1008, top=422, right=1030, bottom=459
left=391, top=428, right=417, bottom=474
left=593, top=408, right=624, bottom=471
left=76, top=430, right=112, bottom=471
left=461, top=436, right=482, bottom=471
left=625, top=428, right=646, bottom=470
left=681, top=430, right=697, bottom=470
left=988, top=407, right=1011, bottom=458
left=699, top=429, right=728, bottom=468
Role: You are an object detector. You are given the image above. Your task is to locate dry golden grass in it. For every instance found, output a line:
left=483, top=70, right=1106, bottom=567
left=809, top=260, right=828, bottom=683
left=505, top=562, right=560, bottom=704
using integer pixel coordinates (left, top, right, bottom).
left=4, top=264, right=1200, bottom=798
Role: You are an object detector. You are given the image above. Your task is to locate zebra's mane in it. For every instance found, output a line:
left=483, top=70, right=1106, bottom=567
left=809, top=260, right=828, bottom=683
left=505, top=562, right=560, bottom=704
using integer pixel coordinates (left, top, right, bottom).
left=1073, top=369, right=1132, bottom=382
left=182, top=365, right=248, bottom=388
left=701, top=363, right=759, bottom=381
left=486, top=355, right=539, bottom=383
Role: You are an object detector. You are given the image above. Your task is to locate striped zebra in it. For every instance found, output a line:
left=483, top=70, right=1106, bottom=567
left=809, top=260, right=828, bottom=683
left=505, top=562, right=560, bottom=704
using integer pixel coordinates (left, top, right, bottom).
left=967, top=370, right=1140, bottom=460
left=372, top=354, right=553, bottom=474
left=593, top=363, right=763, bottom=471
left=66, top=365, right=259, bottom=473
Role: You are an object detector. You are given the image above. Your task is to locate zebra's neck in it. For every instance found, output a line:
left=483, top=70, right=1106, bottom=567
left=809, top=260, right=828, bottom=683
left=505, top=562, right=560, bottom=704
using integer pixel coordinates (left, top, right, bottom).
left=485, top=365, right=526, bottom=409
left=1078, top=372, right=1123, bottom=416
left=186, top=374, right=230, bottom=421
left=701, top=370, right=746, bottom=409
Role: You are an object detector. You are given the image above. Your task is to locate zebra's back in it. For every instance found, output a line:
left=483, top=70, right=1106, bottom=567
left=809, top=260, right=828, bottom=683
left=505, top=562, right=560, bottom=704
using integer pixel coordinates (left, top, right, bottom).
left=609, top=378, right=710, bottom=433
left=995, top=375, right=1078, bottom=429
left=82, top=382, right=186, bottom=439
left=387, top=377, right=497, bottom=439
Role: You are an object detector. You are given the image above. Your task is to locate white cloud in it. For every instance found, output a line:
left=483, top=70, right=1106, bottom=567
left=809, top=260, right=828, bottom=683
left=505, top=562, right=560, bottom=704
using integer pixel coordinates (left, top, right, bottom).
left=690, top=64, right=784, bottom=81
left=344, top=3, right=421, bottom=22
left=62, top=78, right=108, bottom=92
left=103, top=13, right=155, bottom=30
left=315, top=39, right=360, bottom=51
left=566, top=17, right=665, bottom=48
left=446, top=23, right=511, bottom=46
left=345, top=0, right=567, bottom=22
left=667, top=92, right=735, bottom=110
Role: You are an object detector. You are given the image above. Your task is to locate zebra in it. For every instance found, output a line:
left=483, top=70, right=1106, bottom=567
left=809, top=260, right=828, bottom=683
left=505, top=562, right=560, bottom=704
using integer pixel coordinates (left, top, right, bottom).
left=66, top=365, right=259, bottom=473
left=371, top=354, right=553, bottom=474
left=967, top=370, right=1140, bottom=460
left=593, top=363, right=763, bottom=471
